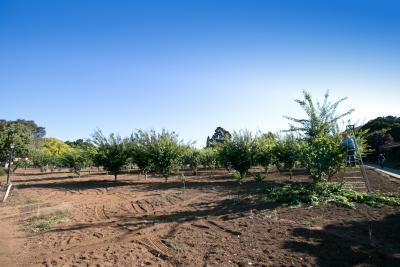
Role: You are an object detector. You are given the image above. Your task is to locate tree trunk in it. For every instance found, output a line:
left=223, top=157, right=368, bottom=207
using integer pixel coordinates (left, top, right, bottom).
left=114, top=174, right=117, bottom=183
left=145, top=173, right=148, bottom=180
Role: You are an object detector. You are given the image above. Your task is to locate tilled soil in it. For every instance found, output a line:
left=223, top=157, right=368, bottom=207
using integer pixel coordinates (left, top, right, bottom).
left=0, top=168, right=399, bottom=267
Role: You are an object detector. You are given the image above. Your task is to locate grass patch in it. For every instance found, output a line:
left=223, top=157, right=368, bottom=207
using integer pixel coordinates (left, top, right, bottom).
left=263, top=182, right=400, bottom=208
left=28, top=209, right=70, bottom=233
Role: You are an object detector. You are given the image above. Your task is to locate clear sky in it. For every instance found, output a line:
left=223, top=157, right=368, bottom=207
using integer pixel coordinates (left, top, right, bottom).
left=1, top=0, right=399, bottom=146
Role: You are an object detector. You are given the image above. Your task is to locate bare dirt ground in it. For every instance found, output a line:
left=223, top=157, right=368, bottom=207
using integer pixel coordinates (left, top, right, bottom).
left=1, top=168, right=400, bottom=267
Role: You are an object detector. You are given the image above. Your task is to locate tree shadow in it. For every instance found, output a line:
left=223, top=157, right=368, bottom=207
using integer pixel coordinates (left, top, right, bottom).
left=284, top=213, right=400, bottom=267
left=45, top=192, right=279, bottom=234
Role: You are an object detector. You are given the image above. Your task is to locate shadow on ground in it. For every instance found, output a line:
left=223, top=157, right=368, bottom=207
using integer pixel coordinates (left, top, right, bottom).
left=284, top=212, right=400, bottom=267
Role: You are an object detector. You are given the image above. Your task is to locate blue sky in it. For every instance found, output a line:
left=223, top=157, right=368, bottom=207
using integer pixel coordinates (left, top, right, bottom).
left=1, top=0, right=399, bottom=146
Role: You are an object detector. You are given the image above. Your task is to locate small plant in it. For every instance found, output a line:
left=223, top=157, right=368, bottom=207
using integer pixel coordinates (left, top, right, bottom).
left=254, top=172, right=265, bottom=182
left=263, top=182, right=400, bottom=208
left=179, top=173, right=187, bottom=190
left=29, top=209, right=70, bottom=233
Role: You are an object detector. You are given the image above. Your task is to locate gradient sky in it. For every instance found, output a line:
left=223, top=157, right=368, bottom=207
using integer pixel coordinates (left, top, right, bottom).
left=1, top=0, right=399, bottom=146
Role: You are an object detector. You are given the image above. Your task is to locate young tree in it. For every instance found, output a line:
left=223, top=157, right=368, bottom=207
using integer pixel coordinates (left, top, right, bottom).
left=285, top=91, right=353, bottom=183
left=182, top=146, right=201, bottom=175
left=30, top=149, right=55, bottom=172
left=219, top=130, right=257, bottom=181
left=199, top=147, right=219, bottom=171
left=146, top=130, right=185, bottom=182
left=128, top=130, right=154, bottom=180
left=62, top=148, right=90, bottom=177
left=255, top=132, right=275, bottom=172
left=272, top=134, right=304, bottom=179
left=92, top=130, right=129, bottom=182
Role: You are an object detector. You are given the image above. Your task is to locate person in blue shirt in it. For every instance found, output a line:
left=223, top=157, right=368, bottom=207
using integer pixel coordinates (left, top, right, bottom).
left=341, top=132, right=355, bottom=166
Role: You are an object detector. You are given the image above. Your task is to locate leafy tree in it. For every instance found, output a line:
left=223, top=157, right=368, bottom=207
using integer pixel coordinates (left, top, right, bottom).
left=0, top=121, right=36, bottom=163
left=128, top=130, right=154, bottom=180
left=199, top=148, right=219, bottom=170
left=255, top=132, right=275, bottom=172
left=62, top=148, right=91, bottom=177
left=92, top=130, right=129, bottom=182
left=146, top=130, right=185, bottom=182
left=218, top=130, right=257, bottom=181
left=30, top=149, right=56, bottom=172
left=285, top=91, right=353, bottom=183
left=361, top=116, right=400, bottom=142
left=206, top=127, right=232, bottom=147
left=272, top=134, right=303, bottom=179
left=42, top=138, right=71, bottom=157
left=182, top=146, right=201, bottom=175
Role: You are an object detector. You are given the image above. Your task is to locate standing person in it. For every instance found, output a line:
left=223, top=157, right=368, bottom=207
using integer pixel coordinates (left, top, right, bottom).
left=341, top=132, right=356, bottom=167
left=378, top=153, right=386, bottom=169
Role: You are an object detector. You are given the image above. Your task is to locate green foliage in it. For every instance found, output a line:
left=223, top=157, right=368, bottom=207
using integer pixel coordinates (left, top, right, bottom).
left=92, top=130, right=129, bottom=182
left=29, top=209, right=69, bottom=234
left=0, top=167, right=6, bottom=176
left=218, top=130, right=257, bottom=180
left=361, top=116, right=400, bottom=142
left=30, top=149, right=58, bottom=172
left=206, top=127, right=232, bottom=148
left=182, top=146, right=201, bottom=175
left=285, top=91, right=353, bottom=183
left=254, top=171, right=265, bottom=182
left=145, top=130, right=186, bottom=181
left=272, top=134, right=304, bottom=177
left=264, top=182, right=400, bottom=208
left=0, top=120, right=39, bottom=162
left=285, top=90, right=354, bottom=139
left=128, top=130, right=154, bottom=179
left=254, top=133, right=275, bottom=172
left=305, top=133, right=346, bottom=182
left=199, top=148, right=219, bottom=170
left=62, top=148, right=91, bottom=177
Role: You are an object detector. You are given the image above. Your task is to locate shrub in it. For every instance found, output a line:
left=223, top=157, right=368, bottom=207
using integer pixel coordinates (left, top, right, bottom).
left=254, top=133, right=275, bottom=172
left=218, top=130, right=257, bottom=181
left=62, top=148, right=90, bottom=177
left=182, top=146, right=201, bottom=175
left=146, top=130, right=186, bottom=182
left=272, top=134, right=303, bottom=178
left=263, top=182, right=400, bottom=208
left=199, top=148, right=219, bottom=170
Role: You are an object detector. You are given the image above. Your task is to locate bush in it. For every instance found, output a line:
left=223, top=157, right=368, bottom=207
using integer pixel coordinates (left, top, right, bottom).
left=182, top=146, right=201, bottom=175
left=255, top=133, right=275, bottom=172
left=218, top=130, right=257, bottom=181
left=199, top=148, right=219, bottom=170
left=263, top=182, right=400, bottom=208
left=145, top=130, right=185, bottom=182
left=62, top=148, right=91, bottom=177
left=272, top=134, right=303, bottom=178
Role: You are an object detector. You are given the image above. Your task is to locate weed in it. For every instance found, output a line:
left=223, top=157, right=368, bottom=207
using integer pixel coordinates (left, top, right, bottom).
left=28, top=209, right=70, bottom=233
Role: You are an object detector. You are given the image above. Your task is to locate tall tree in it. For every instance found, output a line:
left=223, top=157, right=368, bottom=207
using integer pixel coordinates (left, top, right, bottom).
left=206, top=127, right=232, bottom=147
left=285, top=91, right=353, bottom=183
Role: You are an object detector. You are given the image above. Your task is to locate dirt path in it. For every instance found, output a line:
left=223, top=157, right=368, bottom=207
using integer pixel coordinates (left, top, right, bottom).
left=1, top=169, right=400, bottom=266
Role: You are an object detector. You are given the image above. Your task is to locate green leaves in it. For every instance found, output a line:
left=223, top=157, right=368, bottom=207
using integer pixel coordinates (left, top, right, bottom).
left=128, top=130, right=186, bottom=181
left=218, top=130, right=257, bottom=180
left=285, top=91, right=353, bottom=183
left=92, top=130, right=129, bottom=181
left=264, top=182, right=400, bottom=208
